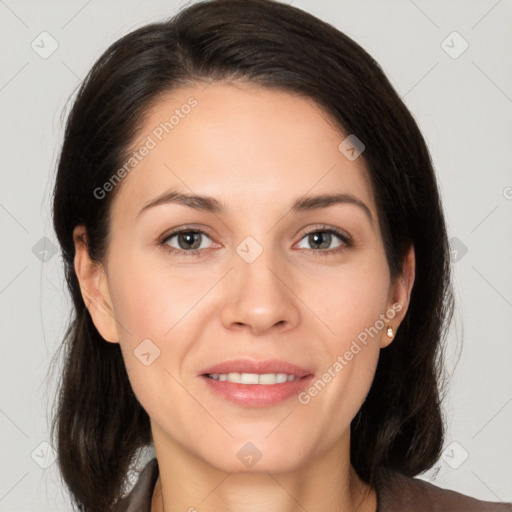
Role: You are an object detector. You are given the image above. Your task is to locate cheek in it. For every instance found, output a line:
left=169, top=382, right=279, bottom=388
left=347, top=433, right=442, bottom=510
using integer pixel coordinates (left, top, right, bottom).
left=106, top=251, right=212, bottom=403
left=107, top=261, right=189, bottom=421
left=305, top=254, right=391, bottom=344
left=108, top=249, right=206, bottom=342
left=297, top=252, right=390, bottom=412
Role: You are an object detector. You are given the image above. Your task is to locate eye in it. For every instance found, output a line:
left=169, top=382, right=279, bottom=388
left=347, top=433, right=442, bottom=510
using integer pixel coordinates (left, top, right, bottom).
left=161, top=228, right=214, bottom=256
left=295, top=226, right=351, bottom=255
left=159, top=224, right=352, bottom=257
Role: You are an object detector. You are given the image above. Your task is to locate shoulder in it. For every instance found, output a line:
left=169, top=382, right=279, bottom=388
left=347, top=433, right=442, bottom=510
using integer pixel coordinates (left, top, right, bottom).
left=114, top=458, right=159, bottom=512
left=376, top=468, right=512, bottom=512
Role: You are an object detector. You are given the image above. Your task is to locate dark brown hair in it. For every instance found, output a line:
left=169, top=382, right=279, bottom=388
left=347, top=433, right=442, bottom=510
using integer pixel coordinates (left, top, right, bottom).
left=50, top=0, right=454, bottom=510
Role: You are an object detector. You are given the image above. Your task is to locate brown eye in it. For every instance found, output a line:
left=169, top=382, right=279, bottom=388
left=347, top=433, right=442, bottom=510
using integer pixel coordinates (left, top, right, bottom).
left=161, top=229, right=213, bottom=255
left=296, top=227, right=352, bottom=255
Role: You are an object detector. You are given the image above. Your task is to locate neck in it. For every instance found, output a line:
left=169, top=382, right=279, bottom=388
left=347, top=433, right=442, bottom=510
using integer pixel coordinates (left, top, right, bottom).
left=150, top=424, right=376, bottom=512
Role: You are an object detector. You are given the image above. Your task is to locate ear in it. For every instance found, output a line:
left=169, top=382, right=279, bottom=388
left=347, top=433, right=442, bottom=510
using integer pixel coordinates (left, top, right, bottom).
left=380, top=243, right=415, bottom=348
left=73, top=225, right=119, bottom=343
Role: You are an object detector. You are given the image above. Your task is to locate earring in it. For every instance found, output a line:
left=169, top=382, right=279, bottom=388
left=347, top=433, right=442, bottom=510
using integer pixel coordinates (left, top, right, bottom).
left=386, top=325, right=394, bottom=338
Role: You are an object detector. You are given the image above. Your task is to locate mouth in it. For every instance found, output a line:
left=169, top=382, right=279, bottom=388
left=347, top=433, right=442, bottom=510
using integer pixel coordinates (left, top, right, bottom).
left=203, top=372, right=303, bottom=384
left=198, top=358, right=315, bottom=407
left=198, top=357, right=313, bottom=379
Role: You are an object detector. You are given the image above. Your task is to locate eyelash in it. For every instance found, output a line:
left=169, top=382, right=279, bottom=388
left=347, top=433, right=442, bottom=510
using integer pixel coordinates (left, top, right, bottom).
left=159, top=224, right=352, bottom=258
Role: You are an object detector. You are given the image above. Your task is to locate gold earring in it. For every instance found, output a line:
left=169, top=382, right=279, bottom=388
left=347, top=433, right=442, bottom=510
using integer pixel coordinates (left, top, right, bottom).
left=386, top=325, right=394, bottom=338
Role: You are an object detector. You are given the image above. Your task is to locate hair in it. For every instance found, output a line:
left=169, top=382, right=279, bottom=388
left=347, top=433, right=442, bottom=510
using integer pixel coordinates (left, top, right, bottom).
left=50, top=0, right=454, bottom=510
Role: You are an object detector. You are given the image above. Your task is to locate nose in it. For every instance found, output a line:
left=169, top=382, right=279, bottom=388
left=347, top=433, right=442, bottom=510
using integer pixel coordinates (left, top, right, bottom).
left=220, top=249, right=301, bottom=336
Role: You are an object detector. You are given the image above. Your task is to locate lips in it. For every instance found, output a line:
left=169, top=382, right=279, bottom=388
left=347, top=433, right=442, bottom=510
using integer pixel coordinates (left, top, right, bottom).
left=198, top=358, right=315, bottom=407
left=198, top=358, right=314, bottom=378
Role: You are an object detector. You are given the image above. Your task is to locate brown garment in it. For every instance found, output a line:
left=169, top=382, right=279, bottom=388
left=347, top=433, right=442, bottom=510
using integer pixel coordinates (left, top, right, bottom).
left=114, top=458, right=511, bottom=512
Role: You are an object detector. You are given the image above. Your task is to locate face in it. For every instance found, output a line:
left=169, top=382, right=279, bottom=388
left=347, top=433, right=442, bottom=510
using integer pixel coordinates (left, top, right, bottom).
left=74, top=82, right=414, bottom=474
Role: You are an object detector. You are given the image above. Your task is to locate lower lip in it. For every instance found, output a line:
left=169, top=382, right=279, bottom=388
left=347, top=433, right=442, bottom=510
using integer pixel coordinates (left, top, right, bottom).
left=200, top=374, right=315, bottom=407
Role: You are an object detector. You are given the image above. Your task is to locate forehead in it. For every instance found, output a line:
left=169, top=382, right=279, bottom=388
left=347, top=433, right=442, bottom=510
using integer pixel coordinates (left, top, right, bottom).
left=110, top=82, right=376, bottom=222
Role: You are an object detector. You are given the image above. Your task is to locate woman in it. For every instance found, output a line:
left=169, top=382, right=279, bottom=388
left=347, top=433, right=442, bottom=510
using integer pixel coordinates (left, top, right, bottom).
left=50, top=0, right=511, bottom=511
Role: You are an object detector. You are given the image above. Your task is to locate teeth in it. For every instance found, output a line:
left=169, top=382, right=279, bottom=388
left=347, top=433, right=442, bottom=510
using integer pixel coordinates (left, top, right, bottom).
left=207, top=372, right=299, bottom=384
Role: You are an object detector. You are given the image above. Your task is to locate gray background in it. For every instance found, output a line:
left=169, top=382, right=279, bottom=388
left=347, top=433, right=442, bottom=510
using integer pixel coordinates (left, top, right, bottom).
left=1, top=0, right=511, bottom=509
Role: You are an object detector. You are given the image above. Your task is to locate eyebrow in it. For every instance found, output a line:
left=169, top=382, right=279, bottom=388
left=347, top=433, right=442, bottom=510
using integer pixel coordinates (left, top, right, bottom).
left=137, top=189, right=374, bottom=224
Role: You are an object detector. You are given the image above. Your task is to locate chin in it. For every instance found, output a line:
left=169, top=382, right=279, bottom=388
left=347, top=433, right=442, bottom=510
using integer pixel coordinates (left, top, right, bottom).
left=197, top=439, right=311, bottom=475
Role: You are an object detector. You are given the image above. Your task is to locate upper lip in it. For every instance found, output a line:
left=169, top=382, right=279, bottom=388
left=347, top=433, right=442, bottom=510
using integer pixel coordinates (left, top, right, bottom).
left=199, top=358, right=313, bottom=378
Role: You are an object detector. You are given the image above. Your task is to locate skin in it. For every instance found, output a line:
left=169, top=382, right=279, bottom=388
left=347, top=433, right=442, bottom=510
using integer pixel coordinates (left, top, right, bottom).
left=73, top=82, right=415, bottom=512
